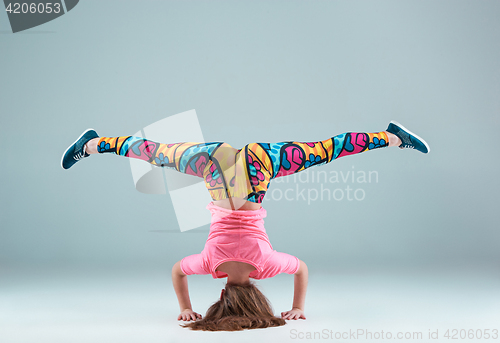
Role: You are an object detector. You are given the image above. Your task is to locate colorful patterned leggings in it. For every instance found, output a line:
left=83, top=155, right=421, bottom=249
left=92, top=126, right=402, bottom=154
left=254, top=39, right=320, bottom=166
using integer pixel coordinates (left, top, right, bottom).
left=97, top=131, right=389, bottom=203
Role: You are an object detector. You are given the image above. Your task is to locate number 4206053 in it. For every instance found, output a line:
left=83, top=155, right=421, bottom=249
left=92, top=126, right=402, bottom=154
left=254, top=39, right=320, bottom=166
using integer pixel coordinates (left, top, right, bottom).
left=444, top=329, right=498, bottom=340
left=5, top=2, right=62, bottom=14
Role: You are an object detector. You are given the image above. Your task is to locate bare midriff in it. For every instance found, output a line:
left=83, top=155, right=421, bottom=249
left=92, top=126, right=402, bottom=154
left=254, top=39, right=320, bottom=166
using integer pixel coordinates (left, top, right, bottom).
left=212, top=197, right=262, bottom=211
left=215, top=260, right=257, bottom=273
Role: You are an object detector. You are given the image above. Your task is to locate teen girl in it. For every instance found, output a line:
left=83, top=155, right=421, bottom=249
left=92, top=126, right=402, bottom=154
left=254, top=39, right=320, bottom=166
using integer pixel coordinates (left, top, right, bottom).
left=61, top=120, right=429, bottom=331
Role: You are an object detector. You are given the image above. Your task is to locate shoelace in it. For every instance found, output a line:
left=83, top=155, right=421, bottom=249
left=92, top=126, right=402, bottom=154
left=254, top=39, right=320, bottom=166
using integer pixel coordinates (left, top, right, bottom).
left=73, top=151, right=86, bottom=160
left=401, top=144, right=414, bottom=149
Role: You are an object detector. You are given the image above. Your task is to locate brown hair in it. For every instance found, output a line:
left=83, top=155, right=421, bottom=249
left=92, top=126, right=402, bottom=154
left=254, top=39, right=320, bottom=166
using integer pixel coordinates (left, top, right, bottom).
left=181, top=281, right=286, bottom=331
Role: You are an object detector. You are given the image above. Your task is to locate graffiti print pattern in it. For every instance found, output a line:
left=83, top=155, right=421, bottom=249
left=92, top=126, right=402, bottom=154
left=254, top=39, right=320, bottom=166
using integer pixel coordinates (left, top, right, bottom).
left=97, top=131, right=388, bottom=203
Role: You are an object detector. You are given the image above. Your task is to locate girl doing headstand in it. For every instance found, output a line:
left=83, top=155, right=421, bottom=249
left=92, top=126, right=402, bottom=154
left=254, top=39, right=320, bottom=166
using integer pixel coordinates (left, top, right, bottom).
left=61, top=120, right=429, bottom=331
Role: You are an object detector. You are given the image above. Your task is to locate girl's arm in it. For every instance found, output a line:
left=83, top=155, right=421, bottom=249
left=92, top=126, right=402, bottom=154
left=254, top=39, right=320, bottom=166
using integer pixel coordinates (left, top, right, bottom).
left=171, top=260, right=202, bottom=321
left=281, top=259, right=308, bottom=320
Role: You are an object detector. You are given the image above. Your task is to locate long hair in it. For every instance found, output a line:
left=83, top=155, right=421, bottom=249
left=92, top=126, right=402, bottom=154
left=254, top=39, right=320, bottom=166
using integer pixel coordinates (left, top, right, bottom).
left=181, top=281, right=286, bottom=331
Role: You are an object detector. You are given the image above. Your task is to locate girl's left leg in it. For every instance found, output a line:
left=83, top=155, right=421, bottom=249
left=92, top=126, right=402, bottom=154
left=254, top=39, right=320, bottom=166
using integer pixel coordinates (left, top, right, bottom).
left=279, top=131, right=390, bottom=178
left=240, top=131, right=393, bottom=202
left=255, top=131, right=390, bottom=177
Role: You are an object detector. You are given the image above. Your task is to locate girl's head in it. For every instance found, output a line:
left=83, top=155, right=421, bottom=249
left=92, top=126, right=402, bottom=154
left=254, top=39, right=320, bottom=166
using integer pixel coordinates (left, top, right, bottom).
left=181, top=281, right=285, bottom=331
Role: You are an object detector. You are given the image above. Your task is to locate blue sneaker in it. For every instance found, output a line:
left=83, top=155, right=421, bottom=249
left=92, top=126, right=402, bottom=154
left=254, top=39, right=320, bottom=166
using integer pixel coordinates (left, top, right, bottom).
left=61, top=128, right=99, bottom=169
left=386, top=120, right=430, bottom=153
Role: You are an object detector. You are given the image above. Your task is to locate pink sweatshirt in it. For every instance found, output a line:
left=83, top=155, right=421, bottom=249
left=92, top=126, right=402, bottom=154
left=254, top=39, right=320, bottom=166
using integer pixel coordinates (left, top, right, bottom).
left=180, top=202, right=300, bottom=280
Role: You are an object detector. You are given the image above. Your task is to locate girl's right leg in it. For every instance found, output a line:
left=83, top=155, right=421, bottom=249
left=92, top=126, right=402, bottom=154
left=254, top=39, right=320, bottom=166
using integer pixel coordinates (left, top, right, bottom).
left=90, top=135, right=223, bottom=178
left=62, top=129, right=241, bottom=201
left=89, top=136, right=245, bottom=202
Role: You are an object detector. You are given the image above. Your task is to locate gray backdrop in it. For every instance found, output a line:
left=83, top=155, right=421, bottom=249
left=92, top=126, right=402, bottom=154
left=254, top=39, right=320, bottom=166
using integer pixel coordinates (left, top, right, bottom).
left=1, top=0, right=499, bottom=272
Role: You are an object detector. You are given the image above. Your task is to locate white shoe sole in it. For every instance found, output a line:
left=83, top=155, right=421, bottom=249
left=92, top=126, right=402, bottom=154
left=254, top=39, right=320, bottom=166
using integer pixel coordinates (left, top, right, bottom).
left=60, top=128, right=95, bottom=169
left=390, top=120, right=430, bottom=153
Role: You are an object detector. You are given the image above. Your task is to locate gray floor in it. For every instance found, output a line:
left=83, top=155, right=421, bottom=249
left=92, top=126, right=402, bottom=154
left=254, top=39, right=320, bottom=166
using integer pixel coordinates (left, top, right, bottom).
left=1, top=265, right=499, bottom=343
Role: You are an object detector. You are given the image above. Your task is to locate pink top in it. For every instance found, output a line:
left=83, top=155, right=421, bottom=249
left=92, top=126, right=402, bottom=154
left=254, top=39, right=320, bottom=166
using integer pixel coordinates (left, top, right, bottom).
left=180, top=202, right=300, bottom=280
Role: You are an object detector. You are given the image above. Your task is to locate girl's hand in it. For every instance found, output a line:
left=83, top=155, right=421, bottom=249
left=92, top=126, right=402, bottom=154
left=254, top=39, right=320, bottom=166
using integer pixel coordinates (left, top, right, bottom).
left=281, top=307, right=306, bottom=320
left=177, top=309, right=202, bottom=321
